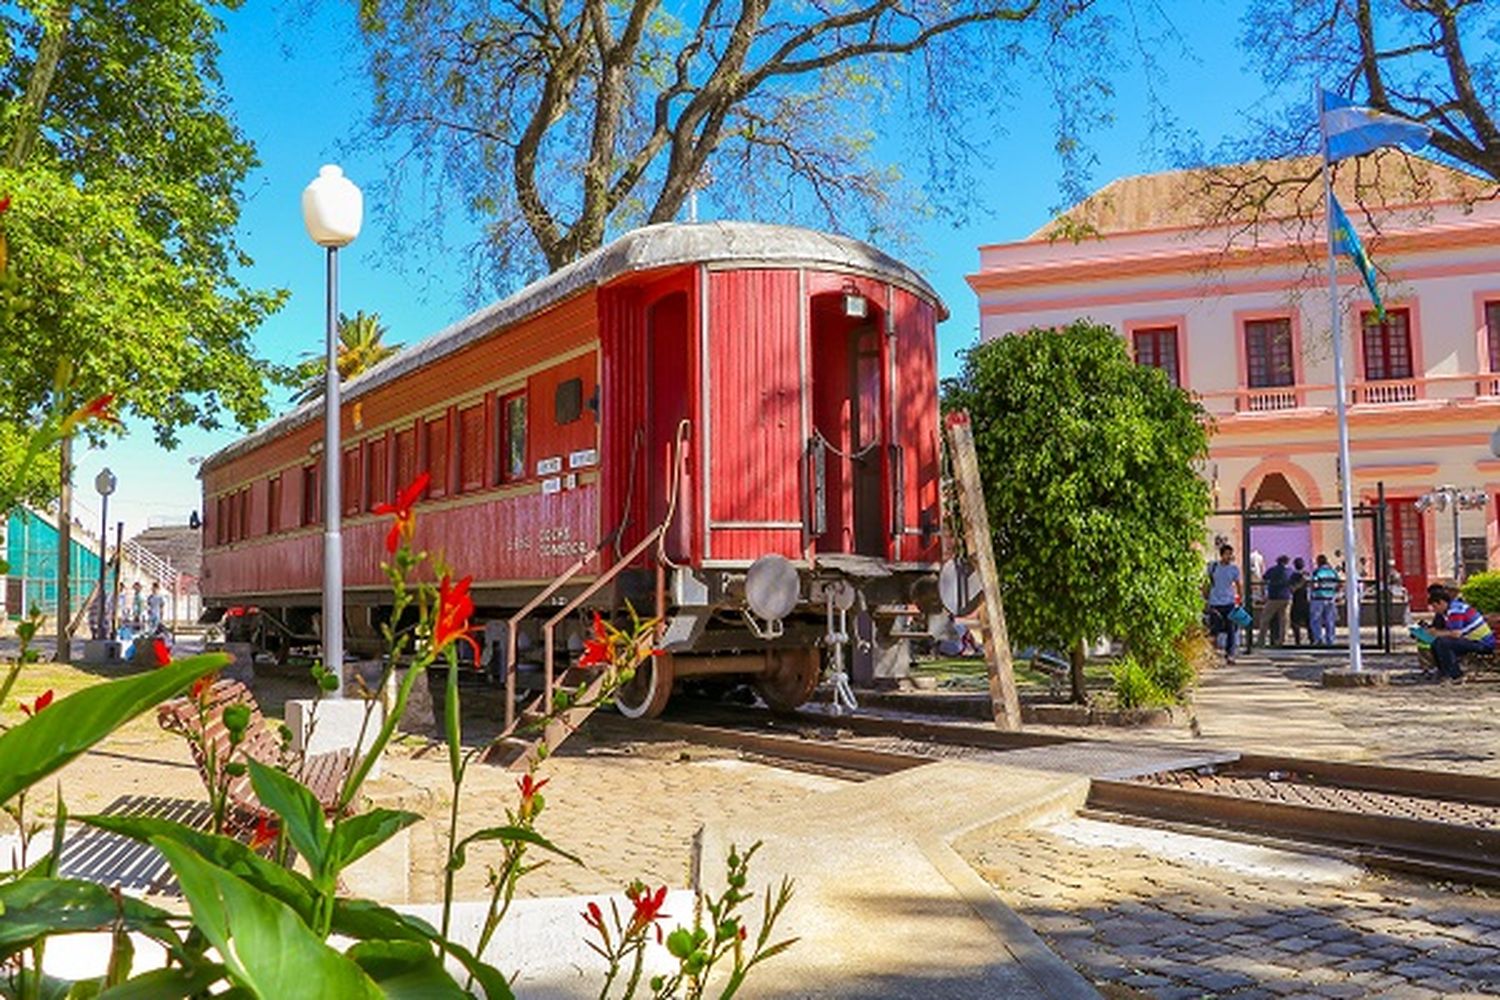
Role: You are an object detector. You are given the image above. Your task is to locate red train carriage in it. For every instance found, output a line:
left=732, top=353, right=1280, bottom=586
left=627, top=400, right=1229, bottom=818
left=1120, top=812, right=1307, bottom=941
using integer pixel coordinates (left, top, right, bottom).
left=199, top=222, right=947, bottom=716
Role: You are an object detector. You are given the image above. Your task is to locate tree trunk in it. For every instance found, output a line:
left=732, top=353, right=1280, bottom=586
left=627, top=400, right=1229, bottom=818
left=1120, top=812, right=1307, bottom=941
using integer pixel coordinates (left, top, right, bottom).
left=54, top=436, right=71, bottom=663
left=1069, top=638, right=1087, bottom=705
left=6, top=1, right=72, bottom=170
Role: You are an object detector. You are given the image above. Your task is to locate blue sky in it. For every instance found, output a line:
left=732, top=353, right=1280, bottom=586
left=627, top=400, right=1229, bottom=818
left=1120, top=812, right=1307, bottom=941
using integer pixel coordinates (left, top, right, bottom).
left=72, top=0, right=1266, bottom=543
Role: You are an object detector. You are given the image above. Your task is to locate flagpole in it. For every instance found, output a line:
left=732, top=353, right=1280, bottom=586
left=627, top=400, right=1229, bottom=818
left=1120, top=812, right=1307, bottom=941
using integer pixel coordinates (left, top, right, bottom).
left=1321, top=90, right=1364, bottom=673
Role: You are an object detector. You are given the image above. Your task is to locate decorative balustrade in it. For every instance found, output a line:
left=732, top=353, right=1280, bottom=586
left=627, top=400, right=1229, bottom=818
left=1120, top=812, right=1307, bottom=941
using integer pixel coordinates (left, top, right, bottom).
left=1195, top=370, right=1500, bottom=415
left=1356, top=379, right=1420, bottom=404
left=1241, top=388, right=1299, bottom=412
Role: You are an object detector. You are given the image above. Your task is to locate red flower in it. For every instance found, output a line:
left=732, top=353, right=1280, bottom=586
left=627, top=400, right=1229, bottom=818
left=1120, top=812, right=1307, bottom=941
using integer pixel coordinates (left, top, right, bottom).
left=582, top=900, right=606, bottom=935
left=580, top=612, right=612, bottom=668
left=152, top=638, right=171, bottom=666
left=248, top=815, right=278, bottom=852
left=19, top=690, right=54, bottom=717
left=60, top=394, right=119, bottom=435
left=190, top=674, right=216, bottom=704
left=372, top=472, right=430, bottom=554
left=0, top=195, right=10, bottom=214
left=434, top=574, right=481, bottom=660
left=625, top=883, right=670, bottom=943
left=516, top=773, right=549, bottom=820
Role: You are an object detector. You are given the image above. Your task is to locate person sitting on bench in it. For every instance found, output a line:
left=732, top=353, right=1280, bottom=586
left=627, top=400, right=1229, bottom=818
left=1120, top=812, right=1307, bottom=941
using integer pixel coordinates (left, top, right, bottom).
left=1424, top=584, right=1494, bottom=682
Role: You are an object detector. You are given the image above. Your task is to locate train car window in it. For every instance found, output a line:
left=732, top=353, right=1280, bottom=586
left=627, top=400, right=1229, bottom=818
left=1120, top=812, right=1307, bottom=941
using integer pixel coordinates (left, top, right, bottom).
left=237, top=488, right=250, bottom=541
left=267, top=475, right=281, bottom=535
left=555, top=378, right=583, bottom=424
left=458, top=403, right=485, bottom=493
left=365, top=436, right=389, bottom=509
left=500, top=392, right=527, bottom=482
left=215, top=496, right=227, bottom=545
left=425, top=415, right=449, bottom=499
left=302, top=463, right=320, bottom=526
left=343, top=446, right=362, bottom=516
left=394, top=427, right=416, bottom=490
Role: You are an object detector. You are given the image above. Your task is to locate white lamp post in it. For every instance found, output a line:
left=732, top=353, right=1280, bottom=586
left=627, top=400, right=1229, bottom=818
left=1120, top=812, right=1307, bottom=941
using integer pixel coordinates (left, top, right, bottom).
left=94, top=468, right=116, bottom=640
left=301, top=165, right=363, bottom=697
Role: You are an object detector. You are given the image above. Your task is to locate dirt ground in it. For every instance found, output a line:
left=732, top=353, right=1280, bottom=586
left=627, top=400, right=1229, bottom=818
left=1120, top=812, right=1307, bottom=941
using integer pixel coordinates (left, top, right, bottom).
left=0, top=658, right=843, bottom=905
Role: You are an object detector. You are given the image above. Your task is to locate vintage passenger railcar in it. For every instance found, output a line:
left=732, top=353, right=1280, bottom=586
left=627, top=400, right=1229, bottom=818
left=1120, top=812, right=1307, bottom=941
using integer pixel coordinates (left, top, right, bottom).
left=199, top=222, right=946, bottom=716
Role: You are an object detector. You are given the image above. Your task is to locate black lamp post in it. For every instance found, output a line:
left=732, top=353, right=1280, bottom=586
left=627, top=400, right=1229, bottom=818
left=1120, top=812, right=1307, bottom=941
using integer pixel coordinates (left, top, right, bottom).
left=94, top=467, right=116, bottom=640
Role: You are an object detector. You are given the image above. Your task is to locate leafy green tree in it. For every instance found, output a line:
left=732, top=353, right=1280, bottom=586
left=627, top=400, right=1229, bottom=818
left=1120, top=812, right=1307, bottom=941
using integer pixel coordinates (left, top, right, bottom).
left=292, top=311, right=402, bottom=406
left=0, top=0, right=285, bottom=444
left=942, top=321, right=1212, bottom=703
left=353, top=0, right=1119, bottom=279
left=1, top=0, right=286, bottom=657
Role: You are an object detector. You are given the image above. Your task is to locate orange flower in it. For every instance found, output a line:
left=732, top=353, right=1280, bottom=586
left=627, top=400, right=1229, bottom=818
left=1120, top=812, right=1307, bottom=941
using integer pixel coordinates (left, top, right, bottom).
left=579, top=612, right=612, bottom=668
left=625, top=883, right=670, bottom=943
left=372, top=472, right=430, bottom=554
left=248, top=815, right=278, bottom=852
left=516, top=773, right=549, bottom=821
left=60, top=394, right=119, bottom=435
left=434, top=574, right=481, bottom=660
left=19, top=689, right=53, bottom=717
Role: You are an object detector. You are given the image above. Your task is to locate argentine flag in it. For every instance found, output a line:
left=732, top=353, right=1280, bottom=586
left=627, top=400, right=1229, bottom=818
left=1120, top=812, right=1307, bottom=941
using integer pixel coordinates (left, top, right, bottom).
left=1329, top=194, right=1384, bottom=320
left=1319, top=90, right=1432, bottom=163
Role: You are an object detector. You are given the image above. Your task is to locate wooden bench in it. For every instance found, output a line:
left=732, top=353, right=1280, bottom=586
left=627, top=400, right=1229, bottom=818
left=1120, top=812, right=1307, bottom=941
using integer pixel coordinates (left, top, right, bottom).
left=157, top=679, right=353, bottom=835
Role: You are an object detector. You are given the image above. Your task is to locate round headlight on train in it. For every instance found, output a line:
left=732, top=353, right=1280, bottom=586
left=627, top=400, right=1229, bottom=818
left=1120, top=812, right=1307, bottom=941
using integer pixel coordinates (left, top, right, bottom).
left=745, top=553, right=800, bottom=622
left=939, top=558, right=983, bottom=616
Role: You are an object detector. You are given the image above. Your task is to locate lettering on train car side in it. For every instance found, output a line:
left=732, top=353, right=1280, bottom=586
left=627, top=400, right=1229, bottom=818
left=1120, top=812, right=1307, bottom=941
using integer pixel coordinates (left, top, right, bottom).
left=538, top=524, right=589, bottom=557
left=568, top=448, right=597, bottom=469
left=541, top=476, right=562, bottom=495
left=536, top=456, right=563, bottom=476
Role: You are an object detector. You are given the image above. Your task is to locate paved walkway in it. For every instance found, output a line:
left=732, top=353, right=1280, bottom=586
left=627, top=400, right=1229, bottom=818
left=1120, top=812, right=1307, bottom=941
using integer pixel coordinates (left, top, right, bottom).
left=698, top=761, right=1102, bottom=1000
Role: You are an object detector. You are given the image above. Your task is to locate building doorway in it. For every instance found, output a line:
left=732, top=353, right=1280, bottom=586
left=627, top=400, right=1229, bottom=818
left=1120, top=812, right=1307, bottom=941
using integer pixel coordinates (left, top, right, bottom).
left=1385, top=497, right=1427, bottom=610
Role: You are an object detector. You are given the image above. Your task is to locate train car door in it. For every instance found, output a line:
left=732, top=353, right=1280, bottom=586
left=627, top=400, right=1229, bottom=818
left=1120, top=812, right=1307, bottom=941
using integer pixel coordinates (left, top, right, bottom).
left=811, top=293, right=886, bottom=557
left=648, top=292, right=692, bottom=561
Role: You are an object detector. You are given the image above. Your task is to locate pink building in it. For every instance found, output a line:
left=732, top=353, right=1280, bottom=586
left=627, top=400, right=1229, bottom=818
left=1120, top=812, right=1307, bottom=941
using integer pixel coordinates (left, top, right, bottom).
left=969, top=156, right=1500, bottom=608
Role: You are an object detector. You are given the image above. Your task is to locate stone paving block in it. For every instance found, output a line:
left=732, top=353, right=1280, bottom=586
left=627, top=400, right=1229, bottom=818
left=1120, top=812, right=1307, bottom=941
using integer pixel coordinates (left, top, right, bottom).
left=1183, top=968, right=1256, bottom=992
left=1309, top=983, right=1366, bottom=999
left=1272, top=935, right=1321, bottom=954
left=1319, top=940, right=1363, bottom=957
left=1223, top=932, right=1265, bottom=949
left=1118, top=972, right=1172, bottom=990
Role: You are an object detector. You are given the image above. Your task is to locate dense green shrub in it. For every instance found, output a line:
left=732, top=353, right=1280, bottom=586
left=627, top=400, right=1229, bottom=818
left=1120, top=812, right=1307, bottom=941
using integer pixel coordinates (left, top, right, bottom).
left=1112, top=656, right=1169, bottom=709
left=1460, top=571, right=1500, bottom=614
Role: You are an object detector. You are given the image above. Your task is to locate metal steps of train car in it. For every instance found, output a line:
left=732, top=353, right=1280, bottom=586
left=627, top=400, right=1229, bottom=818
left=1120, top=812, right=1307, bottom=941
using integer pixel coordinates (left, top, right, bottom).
left=481, top=664, right=614, bottom=771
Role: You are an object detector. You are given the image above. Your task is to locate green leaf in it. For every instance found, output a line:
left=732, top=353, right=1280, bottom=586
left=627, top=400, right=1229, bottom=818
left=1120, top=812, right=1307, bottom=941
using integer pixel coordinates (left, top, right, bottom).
left=96, top=963, right=226, bottom=1000
left=79, top=814, right=317, bottom=921
left=152, top=837, right=382, bottom=999
left=331, top=900, right=514, bottom=1000
left=0, top=878, right=178, bottom=960
left=246, top=758, right=331, bottom=879
left=450, top=825, right=583, bottom=871
left=328, top=808, right=421, bottom=872
left=0, top=652, right=226, bottom=806
left=345, top=940, right=466, bottom=998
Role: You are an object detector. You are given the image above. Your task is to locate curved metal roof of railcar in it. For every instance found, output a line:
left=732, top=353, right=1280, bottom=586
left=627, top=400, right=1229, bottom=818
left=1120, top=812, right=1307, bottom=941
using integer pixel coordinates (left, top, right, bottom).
left=201, top=221, right=946, bottom=474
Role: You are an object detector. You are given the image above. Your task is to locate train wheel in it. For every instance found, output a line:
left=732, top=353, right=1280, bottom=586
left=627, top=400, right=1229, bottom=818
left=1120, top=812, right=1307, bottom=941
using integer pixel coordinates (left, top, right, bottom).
left=615, top=652, right=676, bottom=719
left=754, top=648, right=822, bottom=713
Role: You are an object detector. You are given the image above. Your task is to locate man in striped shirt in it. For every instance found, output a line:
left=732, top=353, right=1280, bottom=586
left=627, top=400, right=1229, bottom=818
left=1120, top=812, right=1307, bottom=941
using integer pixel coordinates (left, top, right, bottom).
left=1426, top=584, right=1494, bottom=681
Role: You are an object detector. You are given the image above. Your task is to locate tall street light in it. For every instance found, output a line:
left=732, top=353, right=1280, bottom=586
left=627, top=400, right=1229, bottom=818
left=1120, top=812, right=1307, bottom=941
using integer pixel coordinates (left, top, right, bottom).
left=301, top=165, right=363, bottom=697
left=94, top=467, right=115, bottom=641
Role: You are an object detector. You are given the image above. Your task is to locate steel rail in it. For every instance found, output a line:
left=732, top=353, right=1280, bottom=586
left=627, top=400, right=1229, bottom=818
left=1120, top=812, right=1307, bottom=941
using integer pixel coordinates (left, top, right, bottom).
left=646, top=720, right=929, bottom=777
left=1089, top=778, right=1500, bottom=886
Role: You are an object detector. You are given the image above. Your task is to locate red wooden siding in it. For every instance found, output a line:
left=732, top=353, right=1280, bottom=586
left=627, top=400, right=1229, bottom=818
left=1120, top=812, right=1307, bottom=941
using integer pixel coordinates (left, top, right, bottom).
left=424, top=413, right=450, bottom=499
left=364, top=434, right=389, bottom=509
left=706, top=269, right=803, bottom=561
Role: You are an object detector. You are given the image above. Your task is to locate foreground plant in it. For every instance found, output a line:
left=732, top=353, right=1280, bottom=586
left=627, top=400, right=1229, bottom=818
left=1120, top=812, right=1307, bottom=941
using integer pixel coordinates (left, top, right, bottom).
left=0, top=469, right=794, bottom=998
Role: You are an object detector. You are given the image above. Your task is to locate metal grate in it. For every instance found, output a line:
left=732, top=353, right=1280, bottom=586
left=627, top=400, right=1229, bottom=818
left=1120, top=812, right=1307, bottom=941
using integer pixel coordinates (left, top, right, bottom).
left=57, top=795, right=213, bottom=895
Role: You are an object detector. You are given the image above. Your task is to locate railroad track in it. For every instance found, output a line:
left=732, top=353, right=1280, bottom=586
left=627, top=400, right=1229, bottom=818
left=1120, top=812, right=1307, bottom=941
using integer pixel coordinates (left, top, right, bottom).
left=657, top=701, right=1500, bottom=886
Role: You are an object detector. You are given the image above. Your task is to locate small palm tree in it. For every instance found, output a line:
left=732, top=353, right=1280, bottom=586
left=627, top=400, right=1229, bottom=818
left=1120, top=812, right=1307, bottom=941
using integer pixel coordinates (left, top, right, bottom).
left=293, top=311, right=401, bottom=405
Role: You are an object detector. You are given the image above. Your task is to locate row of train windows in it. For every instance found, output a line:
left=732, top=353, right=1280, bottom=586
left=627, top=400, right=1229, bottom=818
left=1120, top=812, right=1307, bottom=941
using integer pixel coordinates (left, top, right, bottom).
left=212, top=378, right=585, bottom=545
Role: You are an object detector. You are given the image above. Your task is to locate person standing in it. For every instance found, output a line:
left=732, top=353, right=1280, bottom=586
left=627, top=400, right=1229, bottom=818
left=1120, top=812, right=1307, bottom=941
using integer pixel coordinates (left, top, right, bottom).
left=1204, top=544, right=1244, bottom=664
left=128, top=581, right=145, bottom=630
left=1424, top=584, right=1494, bottom=681
left=1259, top=555, right=1294, bottom=647
left=1289, top=557, right=1310, bottom=645
left=146, top=581, right=166, bottom=634
left=1309, top=555, right=1340, bottom=646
